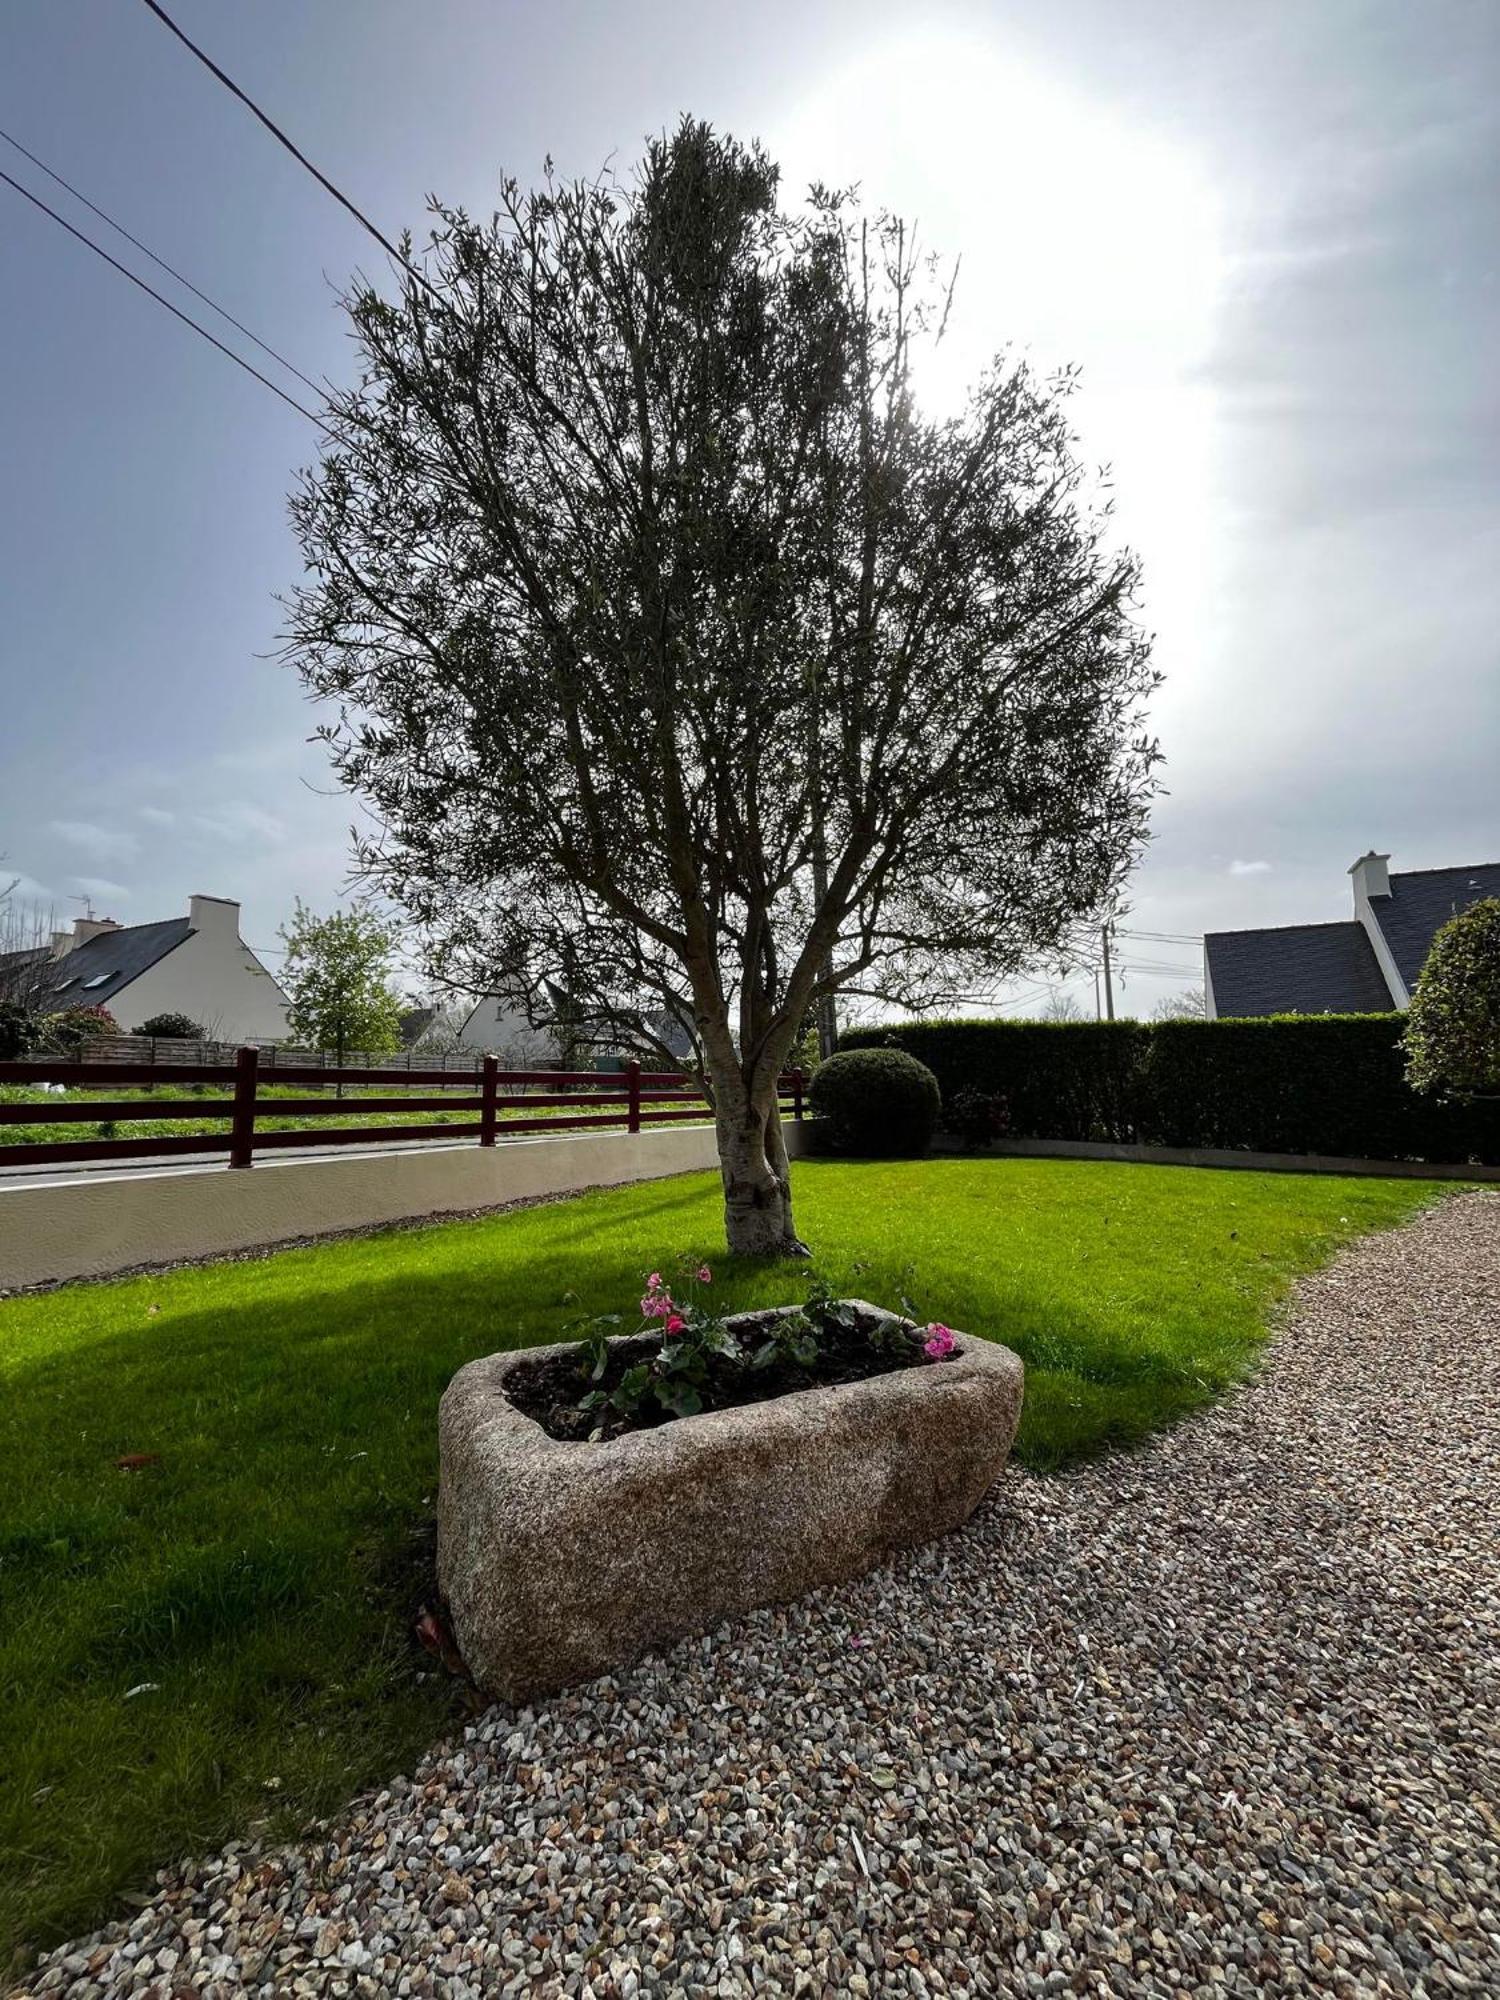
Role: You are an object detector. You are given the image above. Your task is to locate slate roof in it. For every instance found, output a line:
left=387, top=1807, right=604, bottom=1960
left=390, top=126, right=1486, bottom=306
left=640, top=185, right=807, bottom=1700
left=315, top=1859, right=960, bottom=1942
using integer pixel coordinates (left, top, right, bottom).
left=1378, top=863, right=1500, bottom=994
left=1204, top=921, right=1393, bottom=1019
left=39, top=918, right=192, bottom=1012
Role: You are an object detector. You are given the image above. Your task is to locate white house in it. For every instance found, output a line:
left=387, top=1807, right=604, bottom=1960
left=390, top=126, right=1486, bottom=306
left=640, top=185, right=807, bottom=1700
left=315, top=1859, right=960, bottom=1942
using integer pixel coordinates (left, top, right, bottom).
left=454, top=978, right=568, bottom=1064
left=23, top=894, right=290, bottom=1042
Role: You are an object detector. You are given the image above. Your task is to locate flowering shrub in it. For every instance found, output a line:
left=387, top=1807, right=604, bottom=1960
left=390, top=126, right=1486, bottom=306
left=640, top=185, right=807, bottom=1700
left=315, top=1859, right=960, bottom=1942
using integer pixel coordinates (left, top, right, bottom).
left=42, top=1004, right=120, bottom=1054
left=548, top=1259, right=960, bottom=1441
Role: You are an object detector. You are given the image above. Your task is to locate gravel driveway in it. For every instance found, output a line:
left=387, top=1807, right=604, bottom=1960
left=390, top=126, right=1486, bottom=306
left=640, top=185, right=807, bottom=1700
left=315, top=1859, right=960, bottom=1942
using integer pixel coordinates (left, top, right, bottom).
left=19, top=1190, right=1500, bottom=1998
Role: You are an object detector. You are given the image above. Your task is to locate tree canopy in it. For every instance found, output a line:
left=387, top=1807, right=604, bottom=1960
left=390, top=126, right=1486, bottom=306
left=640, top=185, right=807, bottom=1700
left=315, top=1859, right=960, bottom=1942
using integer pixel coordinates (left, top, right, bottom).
left=1404, top=897, right=1500, bottom=1100
left=285, top=119, right=1159, bottom=1252
left=279, top=904, right=403, bottom=1059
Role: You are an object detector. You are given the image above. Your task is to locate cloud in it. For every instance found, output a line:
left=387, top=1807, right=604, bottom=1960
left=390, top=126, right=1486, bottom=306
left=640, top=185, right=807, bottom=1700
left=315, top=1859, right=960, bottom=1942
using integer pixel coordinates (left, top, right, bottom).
left=189, top=803, right=287, bottom=845
left=69, top=875, right=132, bottom=903
left=138, top=806, right=176, bottom=828
left=48, top=819, right=139, bottom=861
left=1229, top=859, right=1273, bottom=876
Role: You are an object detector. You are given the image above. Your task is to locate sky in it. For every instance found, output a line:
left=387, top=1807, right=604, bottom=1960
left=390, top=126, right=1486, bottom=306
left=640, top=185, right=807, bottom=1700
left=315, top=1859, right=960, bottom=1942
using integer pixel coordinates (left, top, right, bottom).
left=1, top=0, right=1496, bottom=1017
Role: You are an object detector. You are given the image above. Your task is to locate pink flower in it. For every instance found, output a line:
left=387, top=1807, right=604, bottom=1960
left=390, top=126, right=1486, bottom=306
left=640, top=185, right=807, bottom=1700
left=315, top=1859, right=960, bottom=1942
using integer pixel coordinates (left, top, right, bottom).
left=697, top=1264, right=712, bottom=1285
left=641, top=1292, right=675, bottom=1319
left=923, top=1323, right=956, bottom=1360
left=664, top=1314, right=686, bottom=1336
left=646, top=1272, right=663, bottom=1291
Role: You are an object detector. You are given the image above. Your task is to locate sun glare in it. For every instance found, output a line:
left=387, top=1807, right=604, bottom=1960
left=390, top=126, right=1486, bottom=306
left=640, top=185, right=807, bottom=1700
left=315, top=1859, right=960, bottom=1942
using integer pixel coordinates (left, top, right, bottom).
left=768, top=30, right=1225, bottom=707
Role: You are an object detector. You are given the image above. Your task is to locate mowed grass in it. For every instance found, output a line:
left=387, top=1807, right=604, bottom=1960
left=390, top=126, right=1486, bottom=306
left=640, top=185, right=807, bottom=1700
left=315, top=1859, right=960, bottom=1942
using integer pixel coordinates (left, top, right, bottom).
left=0, top=1156, right=1440, bottom=1965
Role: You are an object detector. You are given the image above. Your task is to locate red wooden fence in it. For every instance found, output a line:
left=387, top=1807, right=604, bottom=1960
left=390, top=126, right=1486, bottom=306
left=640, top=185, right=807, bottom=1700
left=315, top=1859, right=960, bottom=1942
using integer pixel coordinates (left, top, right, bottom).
left=0, top=1053, right=808, bottom=1171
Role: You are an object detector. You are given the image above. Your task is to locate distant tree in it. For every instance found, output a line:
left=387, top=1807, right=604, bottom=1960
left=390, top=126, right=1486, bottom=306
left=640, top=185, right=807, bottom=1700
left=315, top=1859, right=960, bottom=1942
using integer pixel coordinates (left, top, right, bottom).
left=1041, top=991, right=1088, bottom=1022
left=0, top=1001, right=45, bottom=1059
left=134, top=1011, right=203, bottom=1040
left=1404, top=898, right=1500, bottom=1099
left=279, top=904, right=403, bottom=1062
left=0, top=890, right=59, bottom=1015
left=285, top=120, right=1158, bottom=1253
left=43, top=1004, right=120, bottom=1054
left=1152, top=986, right=1206, bottom=1022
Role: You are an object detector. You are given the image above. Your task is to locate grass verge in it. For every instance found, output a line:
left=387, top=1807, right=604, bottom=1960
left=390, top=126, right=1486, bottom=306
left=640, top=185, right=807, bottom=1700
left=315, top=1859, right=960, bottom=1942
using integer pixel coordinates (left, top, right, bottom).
left=0, top=1155, right=1441, bottom=1965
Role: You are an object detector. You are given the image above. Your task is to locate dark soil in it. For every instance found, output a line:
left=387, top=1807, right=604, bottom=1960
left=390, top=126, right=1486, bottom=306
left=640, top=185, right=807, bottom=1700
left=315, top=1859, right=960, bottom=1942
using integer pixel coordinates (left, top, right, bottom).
left=506, top=1305, right=953, bottom=1443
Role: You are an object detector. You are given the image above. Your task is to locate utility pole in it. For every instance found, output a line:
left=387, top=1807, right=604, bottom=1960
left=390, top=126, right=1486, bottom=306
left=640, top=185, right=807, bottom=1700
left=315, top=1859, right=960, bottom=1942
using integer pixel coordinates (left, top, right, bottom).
left=1101, top=922, right=1115, bottom=1022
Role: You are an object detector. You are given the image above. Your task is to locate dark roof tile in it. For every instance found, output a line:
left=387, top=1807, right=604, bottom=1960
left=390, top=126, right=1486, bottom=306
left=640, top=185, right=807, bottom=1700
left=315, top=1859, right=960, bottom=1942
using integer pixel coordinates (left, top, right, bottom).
left=39, top=918, right=192, bottom=1012
left=1377, top=863, right=1500, bottom=992
left=1205, top=920, right=1393, bottom=1018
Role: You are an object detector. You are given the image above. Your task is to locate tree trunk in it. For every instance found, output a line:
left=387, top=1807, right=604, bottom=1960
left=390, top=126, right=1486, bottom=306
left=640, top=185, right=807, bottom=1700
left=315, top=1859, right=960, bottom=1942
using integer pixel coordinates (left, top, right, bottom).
left=716, top=1089, right=810, bottom=1259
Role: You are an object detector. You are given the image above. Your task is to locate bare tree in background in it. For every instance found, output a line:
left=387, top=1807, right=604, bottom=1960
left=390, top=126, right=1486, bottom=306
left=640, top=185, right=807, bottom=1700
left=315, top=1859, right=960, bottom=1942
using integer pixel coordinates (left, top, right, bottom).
left=286, top=120, right=1159, bottom=1255
left=0, top=886, right=60, bottom=1012
left=1041, top=990, right=1088, bottom=1022
left=1151, top=987, right=1207, bottom=1022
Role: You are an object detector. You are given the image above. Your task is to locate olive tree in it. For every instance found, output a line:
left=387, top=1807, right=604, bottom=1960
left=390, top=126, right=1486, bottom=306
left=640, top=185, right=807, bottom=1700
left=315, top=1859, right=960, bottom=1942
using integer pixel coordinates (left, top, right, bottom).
left=285, top=120, right=1159, bottom=1255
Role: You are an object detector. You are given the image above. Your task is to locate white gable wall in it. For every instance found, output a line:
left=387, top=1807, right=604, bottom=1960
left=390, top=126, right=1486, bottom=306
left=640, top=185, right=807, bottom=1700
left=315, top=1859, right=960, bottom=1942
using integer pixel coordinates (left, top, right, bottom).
left=113, top=896, right=290, bottom=1041
left=456, top=993, right=559, bottom=1063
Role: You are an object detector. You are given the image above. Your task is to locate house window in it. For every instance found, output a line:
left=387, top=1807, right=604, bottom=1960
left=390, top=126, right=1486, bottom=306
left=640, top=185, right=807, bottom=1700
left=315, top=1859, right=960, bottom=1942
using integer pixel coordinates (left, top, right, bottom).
left=83, top=974, right=111, bottom=989
left=495, top=1003, right=506, bottom=1021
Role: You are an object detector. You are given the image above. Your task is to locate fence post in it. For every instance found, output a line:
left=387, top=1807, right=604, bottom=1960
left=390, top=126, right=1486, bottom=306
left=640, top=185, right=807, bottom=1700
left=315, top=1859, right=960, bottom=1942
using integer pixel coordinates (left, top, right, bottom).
left=229, top=1045, right=259, bottom=1169
left=626, top=1059, right=641, bottom=1135
left=480, top=1055, right=498, bottom=1148
left=791, top=1067, right=806, bottom=1123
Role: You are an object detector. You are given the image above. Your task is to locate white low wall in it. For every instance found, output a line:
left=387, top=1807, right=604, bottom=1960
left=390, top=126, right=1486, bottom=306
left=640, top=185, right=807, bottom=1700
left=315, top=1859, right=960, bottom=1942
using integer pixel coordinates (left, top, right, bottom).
left=0, top=1125, right=807, bottom=1290
left=939, top=1136, right=1499, bottom=1181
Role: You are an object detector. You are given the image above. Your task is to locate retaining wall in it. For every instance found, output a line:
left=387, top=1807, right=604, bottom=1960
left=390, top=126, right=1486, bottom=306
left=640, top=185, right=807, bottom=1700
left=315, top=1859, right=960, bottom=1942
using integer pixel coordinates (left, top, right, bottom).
left=0, top=1124, right=804, bottom=1289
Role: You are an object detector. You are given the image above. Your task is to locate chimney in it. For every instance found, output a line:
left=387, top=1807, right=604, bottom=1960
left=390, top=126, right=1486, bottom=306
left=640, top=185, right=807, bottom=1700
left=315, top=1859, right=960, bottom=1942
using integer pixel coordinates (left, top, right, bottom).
left=188, top=894, right=240, bottom=934
left=1348, top=851, right=1391, bottom=905
left=71, top=916, right=123, bottom=947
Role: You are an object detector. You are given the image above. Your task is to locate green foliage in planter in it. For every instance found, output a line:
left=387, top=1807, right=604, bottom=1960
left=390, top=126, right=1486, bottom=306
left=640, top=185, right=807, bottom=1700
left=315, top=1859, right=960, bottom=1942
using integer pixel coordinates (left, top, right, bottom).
left=133, top=1012, right=204, bottom=1040
left=1403, top=898, right=1500, bottom=1101
left=807, top=1046, right=941, bottom=1156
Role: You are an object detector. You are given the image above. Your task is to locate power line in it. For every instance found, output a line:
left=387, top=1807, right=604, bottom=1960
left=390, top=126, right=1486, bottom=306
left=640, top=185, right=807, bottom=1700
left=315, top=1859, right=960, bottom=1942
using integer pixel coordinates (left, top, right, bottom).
left=139, top=0, right=437, bottom=300
left=0, top=124, right=324, bottom=398
left=0, top=164, right=328, bottom=430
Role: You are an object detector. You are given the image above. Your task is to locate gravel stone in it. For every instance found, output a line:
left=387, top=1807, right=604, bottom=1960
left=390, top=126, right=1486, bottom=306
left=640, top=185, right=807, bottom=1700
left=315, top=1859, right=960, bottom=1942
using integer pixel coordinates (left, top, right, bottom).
left=13, top=1190, right=1499, bottom=1997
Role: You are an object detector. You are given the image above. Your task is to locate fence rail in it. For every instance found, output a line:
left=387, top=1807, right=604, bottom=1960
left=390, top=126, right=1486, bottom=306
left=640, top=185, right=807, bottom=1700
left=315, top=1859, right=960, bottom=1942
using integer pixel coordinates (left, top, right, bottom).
left=0, top=1052, right=807, bottom=1172
left=75, top=1034, right=509, bottom=1074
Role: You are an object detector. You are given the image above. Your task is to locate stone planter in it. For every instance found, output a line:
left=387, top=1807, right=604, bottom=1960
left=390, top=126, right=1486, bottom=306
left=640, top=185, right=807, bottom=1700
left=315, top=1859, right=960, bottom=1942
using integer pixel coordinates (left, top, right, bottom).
left=438, top=1302, right=1023, bottom=1702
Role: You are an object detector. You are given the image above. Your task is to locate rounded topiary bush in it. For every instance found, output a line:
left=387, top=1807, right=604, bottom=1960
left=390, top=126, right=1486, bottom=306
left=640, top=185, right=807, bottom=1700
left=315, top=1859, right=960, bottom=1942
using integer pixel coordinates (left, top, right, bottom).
left=134, top=1012, right=204, bottom=1040
left=1405, top=896, right=1500, bottom=1100
left=807, top=1046, right=942, bottom=1157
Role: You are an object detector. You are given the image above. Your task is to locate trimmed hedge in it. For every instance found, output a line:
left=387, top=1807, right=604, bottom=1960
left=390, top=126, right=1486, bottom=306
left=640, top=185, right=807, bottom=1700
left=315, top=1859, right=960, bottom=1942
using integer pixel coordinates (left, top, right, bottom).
left=839, top=1013, right=1500, bottom=1165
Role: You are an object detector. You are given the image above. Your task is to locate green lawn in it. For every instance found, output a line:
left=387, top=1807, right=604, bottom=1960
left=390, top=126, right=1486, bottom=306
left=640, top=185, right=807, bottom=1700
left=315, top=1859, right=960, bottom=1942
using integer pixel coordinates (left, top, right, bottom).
left=0, top=1156, right=1441, bottom=1967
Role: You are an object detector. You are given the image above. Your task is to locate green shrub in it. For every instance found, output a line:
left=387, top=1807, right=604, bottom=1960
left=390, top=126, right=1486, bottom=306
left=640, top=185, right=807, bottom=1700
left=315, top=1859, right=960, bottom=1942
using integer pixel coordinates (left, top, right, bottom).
left=840, top=1012, right=1500, bottom=1164
left=1403, top=898, right=1500, bottom=1101
left=41, top=1005, right=120, bottom=1055
left=0, top=1001, right=46, bottom=1060
left=134, top=1012, right=204, bottom=1040
left=839, top=1019, right=1148, bottom=1141
left=807, top=1046, right=941, bottom=1156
